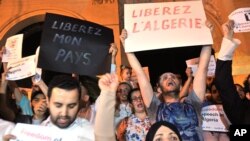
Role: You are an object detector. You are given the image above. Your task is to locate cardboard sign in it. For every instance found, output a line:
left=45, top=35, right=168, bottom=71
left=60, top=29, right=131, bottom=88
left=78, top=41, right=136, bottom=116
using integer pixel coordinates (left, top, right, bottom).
left=201, top=105, right=231, bottom=132
left=10, top=123, right=93, bottom=141
left=2, top=34, right=23, bottom=62
left=6, top=55, right=36, bottom=80
left=124, top=1, right=213, bottom=52
left=229, top=7, right=250, bottom=33
left=38, top=13, right=114, bottom=76
left=186, top=55, right=216, bottom=77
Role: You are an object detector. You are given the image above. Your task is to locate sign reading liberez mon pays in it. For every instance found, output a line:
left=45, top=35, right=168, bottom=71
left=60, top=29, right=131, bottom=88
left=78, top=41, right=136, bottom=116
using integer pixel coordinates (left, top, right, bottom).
left=38, top=13, right=114, bottom=76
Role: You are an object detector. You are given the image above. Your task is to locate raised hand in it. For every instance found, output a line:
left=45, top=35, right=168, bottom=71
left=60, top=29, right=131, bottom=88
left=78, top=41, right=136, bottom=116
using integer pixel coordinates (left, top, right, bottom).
left=222, top=20, right=234, bottom=40
left=185, top=67, right=193, bottom=78
left=205, top=20, right=214, bottom=33
left=109, top=43, right=118, bottom=57
left=3, top=134, right=16, bottom=141
left=98, top=73, right=119, bottom=93
left=119, top=29, right=128, bottom=46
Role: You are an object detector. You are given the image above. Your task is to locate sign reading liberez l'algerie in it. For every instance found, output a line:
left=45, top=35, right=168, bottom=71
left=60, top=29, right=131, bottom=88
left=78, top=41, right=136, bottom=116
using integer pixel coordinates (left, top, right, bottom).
left=38, top=13, right=114, bottom=76
left=124, top=1, right=213, bottom=52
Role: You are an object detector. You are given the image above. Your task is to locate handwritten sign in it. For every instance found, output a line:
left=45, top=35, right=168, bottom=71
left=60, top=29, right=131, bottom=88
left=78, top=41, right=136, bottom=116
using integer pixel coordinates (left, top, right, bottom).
left=6, top=55, right=36, bottom=80
left=186, top=55, right=216, bottom=77
left=201, top=105, right=231, bottom=132
left=38, top=13, right=114, bottom=76
left=2, top=34, right=23, bottom=62
left=229, top=7, right=250, bottom=33
left=10, top=123, right=94, bottom=141
left=124, top=1, right=213, bottom=52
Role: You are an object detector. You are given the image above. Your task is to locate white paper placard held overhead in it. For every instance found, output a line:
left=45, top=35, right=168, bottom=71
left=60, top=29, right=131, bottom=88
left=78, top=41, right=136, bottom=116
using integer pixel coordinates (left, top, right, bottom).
left=186, top=55, right=216, bottom=77
left=2, top=34, right=23, bottom=62
left=124, top=1, right=213, bottom=52
left=229, top=7, right=250, bottom=33
left=6, top=55, right=36, bottom=80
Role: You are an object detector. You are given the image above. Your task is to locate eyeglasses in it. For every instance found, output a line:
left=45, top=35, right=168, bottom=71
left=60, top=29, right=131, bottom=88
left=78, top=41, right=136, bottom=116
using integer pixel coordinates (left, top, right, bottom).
left=131, top=96, right=143, bottom=101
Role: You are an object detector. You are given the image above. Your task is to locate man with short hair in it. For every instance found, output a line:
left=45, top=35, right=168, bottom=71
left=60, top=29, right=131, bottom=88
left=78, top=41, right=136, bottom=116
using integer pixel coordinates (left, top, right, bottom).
left=120, top=28, right=212, bottom=141
left=3, top=75, right=94, bottom=141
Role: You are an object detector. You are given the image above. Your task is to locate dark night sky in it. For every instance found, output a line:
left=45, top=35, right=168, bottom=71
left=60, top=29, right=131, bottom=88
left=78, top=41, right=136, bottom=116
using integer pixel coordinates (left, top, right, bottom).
left=135, top=45, right=203, bottom=87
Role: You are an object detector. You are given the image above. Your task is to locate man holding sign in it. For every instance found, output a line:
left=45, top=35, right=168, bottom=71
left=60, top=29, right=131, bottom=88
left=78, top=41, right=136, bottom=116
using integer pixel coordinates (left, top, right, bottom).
left=122, top=1, right=213, bottom=141
left=3, top=75, right=94, bottom=141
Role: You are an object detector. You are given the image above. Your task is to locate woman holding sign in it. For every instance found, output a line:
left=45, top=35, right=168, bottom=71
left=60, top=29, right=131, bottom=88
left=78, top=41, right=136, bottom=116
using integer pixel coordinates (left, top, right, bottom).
left=201, top=81, right=230, bottom=141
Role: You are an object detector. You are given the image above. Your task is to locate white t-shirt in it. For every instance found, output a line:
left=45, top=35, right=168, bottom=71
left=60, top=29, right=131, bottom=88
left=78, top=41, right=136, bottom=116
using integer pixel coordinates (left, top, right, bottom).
left=42, top=117, right=95, bottom=141
left=0, top=119, right=15, bottom=141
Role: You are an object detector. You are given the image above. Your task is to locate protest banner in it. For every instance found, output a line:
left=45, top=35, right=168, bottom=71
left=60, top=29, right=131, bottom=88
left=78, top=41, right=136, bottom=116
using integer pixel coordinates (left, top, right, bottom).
left=201, top=105, right=231, bottom=132
left=2, top=34, right=23, bottom=62
left=10, top=123, right=93, bottom=141
left=124, top=1, right=213, bottom=52
left=186, top=55, right=216, bottom=77
left=229, top=7, right=250, bottom=33
left=38, top=13, right=114, bottom=76
left=6, top=55, right=36, bottom=80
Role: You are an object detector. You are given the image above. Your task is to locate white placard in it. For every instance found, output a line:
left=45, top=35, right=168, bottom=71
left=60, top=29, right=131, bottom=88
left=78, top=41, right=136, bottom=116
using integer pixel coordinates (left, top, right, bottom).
left=124, top=1, right=213, bottom=52
left=6, top=55, right=36, bottom=80
left=186, top=55, right=216, bottom=77
left=229, top=7, right=250, bottom=33
left=201, top=105, right=231, bottom=132
left=10, top=123, right=92, bottom=141
left=2, top=34, right=23, bottom=62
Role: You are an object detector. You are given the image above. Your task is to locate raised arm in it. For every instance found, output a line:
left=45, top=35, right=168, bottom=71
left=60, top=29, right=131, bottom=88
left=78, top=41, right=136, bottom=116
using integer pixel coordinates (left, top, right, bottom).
left=94, top=73, right=119, bottom=141
left=179, top=67, right=193, bottom=101
left=31, top=75, right=48, bottom=97
left=193, top=45, right=211, bottom=102
left=109, top=43, right=118, bottom=73
left=120, top=29, right=154, bottom=108
left=0, top=73, right=16, bottom=121
left=193, top=22, right=213, bottom=102
left=215, top=20, right=242, bottom=124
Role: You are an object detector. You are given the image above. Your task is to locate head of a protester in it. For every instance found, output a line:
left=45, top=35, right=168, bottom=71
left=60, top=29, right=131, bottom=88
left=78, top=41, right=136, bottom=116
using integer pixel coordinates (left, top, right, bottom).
left=127, top=88, right=145, bottom=113
left=120, top=65, right=132, bottom=82
left=146, top=121, right=182, bottom=141
left=116, top=82, right=132, bottom=102
left=235, top=83, right=246, bottom=100
left=204, top=85, right=212, bottom=102
left=79, top=75, right=100, bottom=108
left=115, top=82, right=132, bottom=111
left=30, top=90, right=49, bottom=121
left=209, top=80, right=221, bottom=104
left=243, top=74, right=250, bottom=93
left=47, top=75, right=81, bottom=128
left=158, top=72, right=181, bottom=98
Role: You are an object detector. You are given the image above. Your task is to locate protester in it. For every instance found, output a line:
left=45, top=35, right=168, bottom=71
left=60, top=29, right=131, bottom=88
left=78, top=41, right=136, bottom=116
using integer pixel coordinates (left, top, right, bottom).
left=116, top=88, right=152, bottom=141
left=94, top=73, right=119, bottom=141
left=234, top=84, right=246, bottom=100
left=215, top=20, right=250, bottom=124
left=114, top=82, right=133, bottom=128
left=120, top=27, right=212, bottom=140
left=146, top=121, right=182, bottom=141
left=78, top=75, right=100, bottom=125
left=202, top=80, right=230, bottom=141
left=0, top=73, right=16, bottom=122
left=3, top=75, right=94, bottom=141
left=120, top=65, right=132, bottom=82
left=14, top=90, right=49, bottom=125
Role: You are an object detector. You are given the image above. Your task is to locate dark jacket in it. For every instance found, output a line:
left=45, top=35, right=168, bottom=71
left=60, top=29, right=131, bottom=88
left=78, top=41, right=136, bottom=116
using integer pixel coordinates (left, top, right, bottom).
left=215, top=60, right=250, bottom=124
